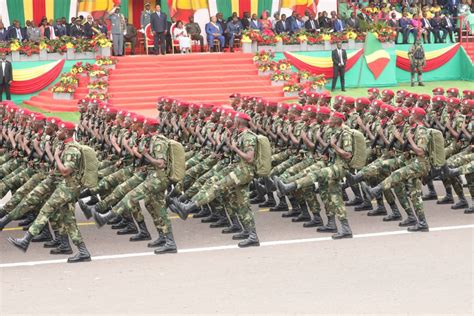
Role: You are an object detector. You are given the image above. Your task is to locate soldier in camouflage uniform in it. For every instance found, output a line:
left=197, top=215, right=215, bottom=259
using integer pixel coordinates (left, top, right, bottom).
left=408, top=39, right=426, bottom=87
left=8, top=122, right=91, bottom=263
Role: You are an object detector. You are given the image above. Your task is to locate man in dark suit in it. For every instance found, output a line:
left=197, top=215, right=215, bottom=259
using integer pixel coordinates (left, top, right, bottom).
left=54, top=19, right=67, bottom=37
left=83, top=16, right=94, bottom=39
left=430, top=12, right=443, bottom=44
left=305, top=13, right=319, bottom=33
left=275, top=14, right=289, bottom=34
left=387, top=13, right=400, bottom=44
left=345, top=12, right=360, bottom=31
left=150, top=4, right=168, bottom=55
left=0, top=22, right=8, bottom=41
left=241, top=12, right=251, bottom=30
left=0, top=53, right=13, bottom=101
left=441, top=13, right=456, bottom=43
left=70, top=19, right=84, bottom=38
left=331, top=42, right=347, bottom=92
left=7, top=20, right=28, bottom=42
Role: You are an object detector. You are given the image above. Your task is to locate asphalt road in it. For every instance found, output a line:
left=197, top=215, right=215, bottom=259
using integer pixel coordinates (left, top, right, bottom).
left=0, top=183, right=473, bottom=315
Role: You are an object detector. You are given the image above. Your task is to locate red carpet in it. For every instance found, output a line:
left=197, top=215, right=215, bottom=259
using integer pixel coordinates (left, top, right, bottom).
left=24, top=53, right=289, bottom=114
left=461, top=43, right=474, bottom=63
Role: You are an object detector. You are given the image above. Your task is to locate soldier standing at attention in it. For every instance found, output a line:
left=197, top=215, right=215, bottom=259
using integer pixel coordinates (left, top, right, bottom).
left=140, top=2, right=153, bottom=30
left=108, top=5, right=126, bottom=56
left=408, top=39, right=426, bottom=87
left=8, top=122, right=92, bottom=263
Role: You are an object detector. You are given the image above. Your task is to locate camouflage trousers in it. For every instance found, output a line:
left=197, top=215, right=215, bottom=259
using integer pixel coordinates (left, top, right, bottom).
left=98, top=164, right=118, bottom=179
left=28, top=183, right=81, bottom=241
left=184, top=160, right=230, bottom=199
left=295, top=162, right=349, bottom=220
left=57, top=203, right=83, bottom=245
left=7, top=175, right=60, bottom=220
left=449, top=152, right=474, bottom=198
left=0, top=152, right=11, bottom=165
left=185, top=151, right=206, bottom=169
left=380, top=157, right=430, bottom=217
left=0, top=166, right=35, bottom=197
left=271, top=155, right=301, bottom=177
left=182, top=155, right=218, bottom=191
left=0, top=158, right=19, bottom=178
left=185, top=150, right=195, bottom=161
left=459, top=161, right=474, bottom=175
left=2, top=171, right=47, bottom=214
left=90, top=165, right=133, bottom=196
left=111, top=170, right=171, bottom=234
left=271, top=150, right=290, bottom=166
left=97, top=171, right=147, bottom=214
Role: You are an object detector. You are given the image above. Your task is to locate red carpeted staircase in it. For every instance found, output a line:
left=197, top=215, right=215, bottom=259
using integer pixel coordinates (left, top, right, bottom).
left=461, top=43, right=474, bottom=63
left=107, top=53, right=287, bottom=113
left=24, top=53, right=288, bottom=114
left=24, top=76, right=90, bottom=112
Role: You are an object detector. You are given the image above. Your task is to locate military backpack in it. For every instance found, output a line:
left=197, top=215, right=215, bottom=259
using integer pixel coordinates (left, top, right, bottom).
left=70, top=143, right=99, bottom=188
left=427, top=128, right=445, bottom=168
left=347, top=129, right=367, bottom=170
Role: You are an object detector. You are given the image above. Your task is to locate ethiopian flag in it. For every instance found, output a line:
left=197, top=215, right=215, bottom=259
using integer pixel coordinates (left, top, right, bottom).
left=364, top=32, right=391, bottom=79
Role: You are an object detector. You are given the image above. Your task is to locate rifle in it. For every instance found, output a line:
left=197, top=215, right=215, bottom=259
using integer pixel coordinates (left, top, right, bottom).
left=26, top=131, right=40, bottom=161
left=313, top=126, right=326, bottom=155
left=402, top=126, right=417, bottom=152
left=387, top=123, right=405, bottom=151
left=371, top=120, right=388, bottom=149
left=138, top=135, right=152, bottom=167
left=321, top=131, right=342, bottom=156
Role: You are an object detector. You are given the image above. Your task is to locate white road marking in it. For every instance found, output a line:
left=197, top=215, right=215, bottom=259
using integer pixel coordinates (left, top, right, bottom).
left=1, top=224, right=473, bottom=269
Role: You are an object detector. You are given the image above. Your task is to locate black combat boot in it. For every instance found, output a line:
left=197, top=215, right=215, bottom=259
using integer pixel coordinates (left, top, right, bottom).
left=346, top=172, right=364, bottom=186
left=303, top=212, right=323, bottom=227
left=292, top=201, right=311, bottom=222
left=238, top=228, right=260, bottom=248
left=407, top=213, right=429, bottom=232
left=78, top=200, right=93, bottom=220
left=346, top=184, right=364, bottom=206
left=383, top=203, right=402, bottom=221
left=50, top=235, right=73, bottom=255
left=18, top=213, right=35, bottom=227
left=465, top=205, right=474, bottom=214
left=366, top=184, right=383, bottom=200
left=111, top=217, right=128, bottom=229
left=422, top=180, right=438, bottom=201
left=43, top=230, right=61, bottom=248
left=232, top=229, right=249, bottom=240
left=367, top=198, right=387, bottom=216
left=79, top=188, right=91, bottom=199
left=0, top=206, right=6, bottom=219
left=341, top=188, right=349, bottom=201
left=275, top=177, right=297, bottom=195
left=250, top=191, right=266, bottom=204
left=210, top=214, right=230, bottom=228
left=332, top=219, right=353, bottom=239
left=31, top=225, right=53, bottom=242
left=86, top=195, right=100, bottom=206
left=0, top=214, right=13, bottom=231
left=345, top=196, right=363, bottom=207
left=282, top=197, right=302, bottom=218
left=451, top=185, right=468, bottom=209
left=269, top=197, right=288, bottom=212
left=117, top=219, right=138, bottom=235
left=7, top=231, right=34, bottom=252
left=93, top=210, right=116, bottom=228
left=129, top=221, right=152, bottom=241
left=437, top=186, right=454, bottom=204
left=259, top=193, right=277, bottom=208
left=222, top=215, right=242, bottom=234
left=154, top=232, right=178, bottom=254
left=107, top=214, right=122, bottom=225
left=67, top=242, right=91, bottom=263
left=399, top=207, right=418, bottom=227
left=354, top=199, right=373, bottom=211
left=201, top=212, right=220, bottom=223
left=442, top=164, right=460, bottom=178
left=192, top=205, right=209, bottom=219
left=317, top=215, right=337, bottom=233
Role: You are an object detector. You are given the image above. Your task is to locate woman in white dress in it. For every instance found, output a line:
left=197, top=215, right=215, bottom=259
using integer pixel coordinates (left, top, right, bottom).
left=173, top=20, right=191, bottom=53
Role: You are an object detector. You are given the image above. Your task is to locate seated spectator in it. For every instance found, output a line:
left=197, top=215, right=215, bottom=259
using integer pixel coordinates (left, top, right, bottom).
left=205, top=16, right=224, bottom=52
left=216, top=12, right=228, bottom=46
left=26, top=20, right=41, bottom=42
left=399, top=12, right=417, bottom=44
left=441, top=12, right=456, bottom=43
left=124, top=18, right=137, bottom=54
left=96, top=18, right=108, bottom=35
left=333, top=14, right=345, bottom=32
left=83, top=15, right=94, bottom=38
left=421, top=11, right=435, bottom=43
left=0, top=22, right=7, bottom=42
left=305, top=12, right=320, bottom=33
left=345, top=12, right=360, bottom=31
left=226, top=16, right=243, bottom=52
left=186, top=16, right=204, bottom=52
left=286, top=11, right=300, bottom=33
left=55, top=18, right=67, bottom=37
left=226, top=12, right=239, bottom=23
left=366, top=1, right=380, bottom=15
left=241, top=12, right=251, bottom=30
left=270, top=12, right=280, bottom=26
left=446, top=0, right=460, bottom=17
left=387, top=12, right=401, bottom=44
left=296, top=14, right=305, bottom=30
left=70, top=18, right=84, bottom=38
left=250, top=13, right=263, bottom=31
left=275, top=14, right=289, bottom=34
left=173, top=20, right=191, bottom=53
left=430, top=0, right=442, bottom=16
left=7, top=20, right=28, bottom=41
left=318, top=11, right=332, bottom=29
left=260, top=10, right=273, bottom=34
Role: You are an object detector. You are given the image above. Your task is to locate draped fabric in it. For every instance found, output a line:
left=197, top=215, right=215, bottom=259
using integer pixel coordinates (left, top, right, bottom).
left=239, top=0, right=251, bottom=17
left=283, top=49, right=364, bottom=78
left=132, top=0, right=144, bottom=27
left=6, top=0, right=25, bottom=25
left=45, top=0, right=54, bottom=21
left=11, top=59, right=65, bottom=94
left=0, top=0, right=10, bottom=26
left=23, top=0, right=33, bottom=23
left=54, top=0, right=71, bottom=21
left=32, top=0, right=47, bottom=25
left=396, top=44, right=460, bottom=72
left=216, top=0, right=232, bottom=19
left=257, top=0, right=274, bottom=17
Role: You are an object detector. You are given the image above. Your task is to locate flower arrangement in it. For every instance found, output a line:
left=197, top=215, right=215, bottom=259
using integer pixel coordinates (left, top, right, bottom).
left=39, top=41, right=49, bottom=50
left=51, top=82, right=77, bottom=94
left=346, top=31, right=358, bottom=40
left=298, top=70, right=312, bottom=81
left=330, top=32, right=348, bottom=44
left=308, top=74, right=327, bottom=89
left=0, top=42, right=11, bottom=54
left=95, top=56, right=118, bottom=66
left=9, top=40, right=20, bottom=52
left=87, top=80, right=108, bottom=90
left=297, top=34, right=308, bottom=43
left=253, top=49, right=275, bottom=63
left=271, top=70, right=292, bottom=82
left=71, top=62, right=92, bottom=74
left=258, top=61, right=277, bottom=72
left=273, top=59, right=292, bottom=72
left=87, top=91, right=110, bottom=100
left=92, top=34, right=112, bottom=48
left=19, top=41, right=40, bottom=56
left=58, top=73, right=79, bottom=85
left=283, top=80, right=302, bottom=93
left=88, top=65, right=109, bottom=79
